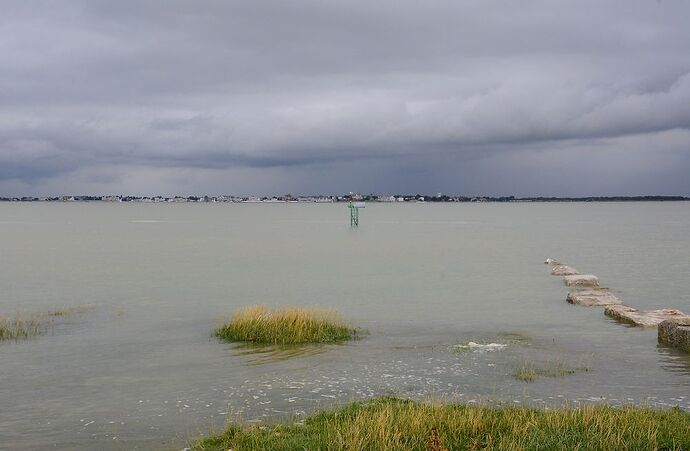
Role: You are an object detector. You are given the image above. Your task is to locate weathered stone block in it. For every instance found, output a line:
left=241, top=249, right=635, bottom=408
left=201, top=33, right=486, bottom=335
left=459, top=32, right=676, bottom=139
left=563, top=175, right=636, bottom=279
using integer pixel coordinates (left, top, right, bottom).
left=552, top=265, right=580, bottom=276
left=564, top=274, right=599, bottom=287
left=605, top=305, right=687, bottom=328
left=567, top=288, right=622, bottom=306
left=658, top=318, right=690, bottom=352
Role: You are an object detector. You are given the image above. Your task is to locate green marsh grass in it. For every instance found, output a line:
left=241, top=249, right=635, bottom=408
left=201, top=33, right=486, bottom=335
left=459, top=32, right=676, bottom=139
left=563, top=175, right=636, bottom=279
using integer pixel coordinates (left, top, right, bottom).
left=215, top=305, right=358, bottom=344
left=192, top=396, right=690, bottom=450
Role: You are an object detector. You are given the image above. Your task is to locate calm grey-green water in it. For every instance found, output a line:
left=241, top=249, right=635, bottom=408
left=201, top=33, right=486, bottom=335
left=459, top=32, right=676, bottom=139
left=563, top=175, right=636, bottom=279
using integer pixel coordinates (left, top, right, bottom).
left=1, top=202, right=689, bottom=450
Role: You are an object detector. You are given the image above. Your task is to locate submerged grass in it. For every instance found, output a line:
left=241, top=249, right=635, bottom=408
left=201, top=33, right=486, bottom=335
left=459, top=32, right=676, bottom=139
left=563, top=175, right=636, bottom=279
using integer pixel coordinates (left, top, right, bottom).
left=496, top=331, right=531, bottom=344
left=215, top=305, right=358, bottom=345
left=513, top=363, right=539, bottom=382
left=0, top=305, right=94, bottom=342
left=514, top=359, right=590, bottom=383
left=192, top=396, right=690, bottom=450
left=45, top=304, right=94, bottom=317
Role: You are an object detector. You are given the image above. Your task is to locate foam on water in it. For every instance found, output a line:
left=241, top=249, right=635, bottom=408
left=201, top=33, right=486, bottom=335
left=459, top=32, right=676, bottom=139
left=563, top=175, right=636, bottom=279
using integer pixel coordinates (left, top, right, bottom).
left=453, top=342, right=509, bottom=352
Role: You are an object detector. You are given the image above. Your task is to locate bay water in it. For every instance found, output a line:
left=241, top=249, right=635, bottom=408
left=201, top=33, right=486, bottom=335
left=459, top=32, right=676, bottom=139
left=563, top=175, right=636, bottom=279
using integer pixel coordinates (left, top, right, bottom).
left=1, top=202, right=689, bottom=449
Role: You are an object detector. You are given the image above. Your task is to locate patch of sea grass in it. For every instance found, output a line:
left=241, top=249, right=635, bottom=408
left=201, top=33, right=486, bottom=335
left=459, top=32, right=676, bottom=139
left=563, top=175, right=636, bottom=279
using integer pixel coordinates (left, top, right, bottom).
left=0, top=314, right=43, bottom=341
left=215, top=305, right=358, bottom=345
left=191, top=397, right=690, bottom=451
left=514, top=362, right=540, bottom=382
left=0, top=305, right=94, bottom=342
left=514, top=358, right=591, bottom=383
left=496, top=331, right=530, bottom=344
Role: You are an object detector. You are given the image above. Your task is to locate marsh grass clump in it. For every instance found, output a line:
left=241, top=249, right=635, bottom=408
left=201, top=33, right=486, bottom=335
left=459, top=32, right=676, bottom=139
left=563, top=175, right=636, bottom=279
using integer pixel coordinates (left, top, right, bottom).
left=514, top=362, right=539, bottom=382
left=215, top=305, right=358, bottom=345
left=0, top=305, right=94, bottom=343
left=191, top=397, right=690, bottom=450
left=514, top=359, right=590, bottom=383
left=0, top=315, right=43, bottom=341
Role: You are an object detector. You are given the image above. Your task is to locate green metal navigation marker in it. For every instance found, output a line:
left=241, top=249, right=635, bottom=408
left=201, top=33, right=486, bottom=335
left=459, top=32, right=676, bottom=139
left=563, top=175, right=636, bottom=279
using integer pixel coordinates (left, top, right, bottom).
left=348, top=201, right=365, bottom=226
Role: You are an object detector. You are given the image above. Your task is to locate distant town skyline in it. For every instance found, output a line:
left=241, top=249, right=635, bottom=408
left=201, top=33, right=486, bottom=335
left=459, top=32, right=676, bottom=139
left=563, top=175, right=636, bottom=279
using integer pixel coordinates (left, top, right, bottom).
left=2, top=193, right=688, bottom=203
left=2, top=1, right=690, bottom=197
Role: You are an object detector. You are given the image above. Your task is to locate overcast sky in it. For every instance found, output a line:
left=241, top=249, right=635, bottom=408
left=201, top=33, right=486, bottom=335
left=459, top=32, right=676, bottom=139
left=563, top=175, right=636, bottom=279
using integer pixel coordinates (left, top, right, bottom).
left=1, top=1, right=689, bottom=196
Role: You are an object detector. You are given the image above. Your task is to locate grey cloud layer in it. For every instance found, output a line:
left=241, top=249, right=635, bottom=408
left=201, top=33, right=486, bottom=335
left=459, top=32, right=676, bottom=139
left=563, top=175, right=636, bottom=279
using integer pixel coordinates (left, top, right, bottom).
left=1, top=0, right=689, bottom=194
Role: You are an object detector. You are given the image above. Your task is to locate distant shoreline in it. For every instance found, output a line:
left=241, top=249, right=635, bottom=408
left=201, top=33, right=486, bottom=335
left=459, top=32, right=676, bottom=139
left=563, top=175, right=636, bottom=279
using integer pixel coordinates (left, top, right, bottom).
left=1, top=195, right=688, bottom=203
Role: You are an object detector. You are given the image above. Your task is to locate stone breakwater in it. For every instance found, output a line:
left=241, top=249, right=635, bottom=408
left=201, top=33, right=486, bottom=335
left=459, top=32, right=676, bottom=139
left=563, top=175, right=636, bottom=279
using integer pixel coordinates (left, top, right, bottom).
left=544, top=258, right=690, bottom=353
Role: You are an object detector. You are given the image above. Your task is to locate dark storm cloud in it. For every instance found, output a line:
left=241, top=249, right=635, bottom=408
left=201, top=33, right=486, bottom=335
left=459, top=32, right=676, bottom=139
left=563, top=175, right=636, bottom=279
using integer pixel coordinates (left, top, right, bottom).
left=1, top=0, right=689, bottom=195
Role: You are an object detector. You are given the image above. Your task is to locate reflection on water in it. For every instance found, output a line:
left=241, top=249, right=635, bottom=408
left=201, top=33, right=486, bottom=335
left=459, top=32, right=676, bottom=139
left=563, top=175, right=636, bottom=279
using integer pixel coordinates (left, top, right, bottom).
left=656, top=344, right=690, bottom=377
left=230, top=342, right=330, bottom=365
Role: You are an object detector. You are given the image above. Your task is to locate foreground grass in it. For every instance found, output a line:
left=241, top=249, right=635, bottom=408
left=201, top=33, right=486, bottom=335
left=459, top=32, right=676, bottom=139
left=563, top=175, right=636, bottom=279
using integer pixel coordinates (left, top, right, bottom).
left=192, top=397, right=690, bottom=451
left=215, top=305, right=358, bottom=345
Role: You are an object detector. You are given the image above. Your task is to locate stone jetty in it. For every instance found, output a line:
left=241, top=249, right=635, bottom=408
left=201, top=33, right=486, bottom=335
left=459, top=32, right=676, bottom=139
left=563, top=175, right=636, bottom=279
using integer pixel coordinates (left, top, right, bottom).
left=564, top=274, right=600, bottom=287
left=604, top=305, right=687, bottom=328
left=567, top=288, right=622, bottom=306
left=658, top=318, right=690, bottom=352
left=546, top=258, right=689, bottom=353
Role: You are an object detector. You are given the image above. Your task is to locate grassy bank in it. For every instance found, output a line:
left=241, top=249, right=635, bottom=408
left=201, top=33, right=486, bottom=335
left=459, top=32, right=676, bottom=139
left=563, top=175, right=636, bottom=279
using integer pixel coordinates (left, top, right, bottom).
left=215, top=305, right=358, bottom=344
left=192, top=397, right=690, bottom=451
